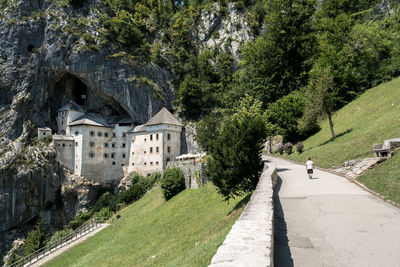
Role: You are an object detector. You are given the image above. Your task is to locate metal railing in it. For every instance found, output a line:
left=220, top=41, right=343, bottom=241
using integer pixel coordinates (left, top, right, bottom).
left=9, top=217, right=110, bottom=267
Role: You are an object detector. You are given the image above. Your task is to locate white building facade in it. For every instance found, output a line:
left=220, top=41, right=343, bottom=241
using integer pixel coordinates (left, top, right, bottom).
left=127, top=108, right=183, bottom=176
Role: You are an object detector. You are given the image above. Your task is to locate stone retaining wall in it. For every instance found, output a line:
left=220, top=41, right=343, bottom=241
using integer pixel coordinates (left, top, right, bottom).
left=166, top=161, right=208, bottom=189
left=209, top=163, right=278, bottom=267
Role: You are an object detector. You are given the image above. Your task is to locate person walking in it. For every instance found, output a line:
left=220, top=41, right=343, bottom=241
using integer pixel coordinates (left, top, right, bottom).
left=306, top=157, right=314, bottom=179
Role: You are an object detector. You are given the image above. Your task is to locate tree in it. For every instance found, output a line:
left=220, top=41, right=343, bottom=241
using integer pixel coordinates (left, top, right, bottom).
left=207, top=95, right=267, bottom=201
left=299, top=66, right=338, bottom=140
left=236, top=0, right=317, bottom=107
left=22, top=218, right=48, bottom=257
left=161, top=167, right=186, bottom=200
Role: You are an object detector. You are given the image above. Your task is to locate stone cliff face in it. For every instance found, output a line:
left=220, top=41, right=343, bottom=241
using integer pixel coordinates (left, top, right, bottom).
left=0, top=0, right=254, bottom=262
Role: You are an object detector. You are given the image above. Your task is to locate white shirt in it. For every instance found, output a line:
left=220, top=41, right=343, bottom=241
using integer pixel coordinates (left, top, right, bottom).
left=306, top=160, right=314, bottom=170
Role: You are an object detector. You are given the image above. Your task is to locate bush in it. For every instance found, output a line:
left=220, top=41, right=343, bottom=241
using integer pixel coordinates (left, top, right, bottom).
left=94, top=207, right=113, bottom=219
left=161, top=168, right=186, bottom=200
left=296, top=142, right=304, bottom=153
left=92, top=191, right=116, bottom=212
left=47, top=228, right=73, bottom=248
left=276, top=144, right=284, bottom=155
left=284, top=142, right=293, bottom=155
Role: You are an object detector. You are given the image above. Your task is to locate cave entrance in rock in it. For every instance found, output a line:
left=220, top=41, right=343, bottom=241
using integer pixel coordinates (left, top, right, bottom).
left=56, top=73, right=87, bottom=106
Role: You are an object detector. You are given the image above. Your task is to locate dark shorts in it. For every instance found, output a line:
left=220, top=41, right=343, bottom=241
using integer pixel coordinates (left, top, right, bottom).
left=307, top=169, right=313, bottom=174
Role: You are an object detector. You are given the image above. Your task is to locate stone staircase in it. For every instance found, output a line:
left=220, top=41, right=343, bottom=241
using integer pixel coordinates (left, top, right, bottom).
left=8, top=217, right=110, bottom=267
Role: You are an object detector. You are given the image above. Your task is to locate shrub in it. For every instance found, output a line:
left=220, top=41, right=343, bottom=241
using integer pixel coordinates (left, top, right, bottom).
left=284, top=142, right=293, bottom=155
left=161, top=167, right=186, bottom=200
left=93, top=191, right=116, bottom=212
left=276, top=144, right=284, bottom=154
left=94, top=207, right=113, bottom=219
left=296, top=142, right=304, bottom=153
left=47, top=228, right=73, bottom=248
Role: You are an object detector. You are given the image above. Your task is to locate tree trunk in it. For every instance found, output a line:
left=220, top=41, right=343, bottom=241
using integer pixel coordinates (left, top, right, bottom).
left=328, top=112, right=336, bottom=140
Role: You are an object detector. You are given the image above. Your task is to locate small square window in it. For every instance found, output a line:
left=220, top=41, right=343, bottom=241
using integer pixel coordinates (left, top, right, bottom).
left=132, top=152, right=134, bottom=155
left=62, top=143, right=65, bottom=147
left=43, top=132, right=46, bottom=135
left=122, top=154, right=126, bottom=158
left=75, top=142, right=78, bottom=146
left=112, top=143, right=115, bottom=148
left=112, top=161, right=116, bottom=165
left=98, top=132, right=103, bottom=137
left=150, top=147, right=153, bottom=153
left=123, top=133, right=127, bottom=138
left=111, top=153, right=115, bottom=158
left=144, top=138, right=147, bottom=141
left=156, top=161, right=159, bottom=165
left=104, top=153, right=109, bottom=158
left=57, top=144, right=60, bottom=147
left=150, top=162, right=153, bottom=165
left=104, top=132, right=109, bottom=137
left=90, top=141, right=95, bottom=147
left=167, top=146, right=171, bottom=153
left=104, top=143, right=109, bottom=148
left=90, top=131, right=95, bottom=136
left=113, top=132, right=116, bottom=138
left=132, top=163, right=134, bottom=166
left=150, top=134, right=153, bottom=141
left=156, top=134, right=159, bottom=140
left=167, top=133, right=171, bottom=140
left=144, top=162, right=147, bottom=165
left=121, top=164, right=124, bottom=166
left=122, top=143, right=126, bottom=148
left=75, top=131, right=79, bottom=135
left=156, top=147, right=159, bottom=153
left=89, top=152, right=95, bottom=157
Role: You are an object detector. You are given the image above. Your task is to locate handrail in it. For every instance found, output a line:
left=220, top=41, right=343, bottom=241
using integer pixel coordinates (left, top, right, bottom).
left=8, top=217, right=110, bottom=267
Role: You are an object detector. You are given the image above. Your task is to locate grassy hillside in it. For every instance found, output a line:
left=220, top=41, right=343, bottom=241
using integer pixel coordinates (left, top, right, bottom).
left=44, top=184, right=247, bottom=267
left=281, top=76, right=400, bottom=204
left=284, top=76, right=400, bottom=168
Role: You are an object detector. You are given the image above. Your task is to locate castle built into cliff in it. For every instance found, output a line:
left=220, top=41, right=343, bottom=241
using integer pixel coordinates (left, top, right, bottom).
left=38, top=102, right=183, bottom=185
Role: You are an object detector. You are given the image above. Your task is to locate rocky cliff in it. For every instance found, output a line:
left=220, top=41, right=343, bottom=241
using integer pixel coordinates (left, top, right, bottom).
left=0, top=0, right=254, bottom=262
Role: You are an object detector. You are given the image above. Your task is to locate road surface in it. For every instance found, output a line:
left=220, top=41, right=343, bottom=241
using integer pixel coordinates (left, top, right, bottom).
left=269, top=156, right=400, bottom=267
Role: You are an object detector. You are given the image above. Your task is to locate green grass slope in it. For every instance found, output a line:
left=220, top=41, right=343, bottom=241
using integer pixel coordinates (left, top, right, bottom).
left=283, top=76, right=400, bottom=203
left=44, top=184, right=247, bottom=267
left=285, top=76, right=400, bottom=168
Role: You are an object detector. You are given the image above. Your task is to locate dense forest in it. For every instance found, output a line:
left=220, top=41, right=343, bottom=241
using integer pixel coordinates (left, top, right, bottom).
left=61, top=0, right=400, bottom=142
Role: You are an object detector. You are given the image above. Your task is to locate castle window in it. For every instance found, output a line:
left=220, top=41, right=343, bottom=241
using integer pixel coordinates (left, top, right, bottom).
left=131, top=163, right=134, bottom=166
left=156, top=147, right=159, bottom=153
left=43, top=132, right=46, bottom=135
left=167, top=133, right=171, bottom=140
left=144, top=138, right=147, bottom=141
left=150, top=162, right=153, bottom=165
left=111, top=153, right=115, bottom=158
left=98, top=132, right=103, bottom=137
left=57, top=143, right=60, bottom=147
left=90, top=131, right=95, bottom=137
left=112, top=143, right=116, bottom=148
left=121, top=164, right=124, bottom=166
left=104, top=153, right=109, bottom=158
left=167, top=146, right=171, bottom=153
left=104, top=143, right=109, bottom=148
left=75, top=142, right=78, bottom=146
left=69, top=144, right=72, bottom=147
left=156, top=161, right=159, bottom=165
left=132, top=138, right=135, bottom=143
left=144, top=151, right=147, bottom=154
left=150, top=147, right=153, bottom=153
left=89, top=152, right=95, bottom=157
left=104, top=132, right=109, bottom=137
left=113, top=132, right=116, bottom=138
left=89, top=141, right=95, bottom=147
left=150, top=134, right=153, bottom=141
left=132, top=152, right=134, bottom=155
left=144, top=162, right=147, bottom=165
left=112, top=161, right=115, bottom=165
left=122, top=143, right=126, bottom=148
left=62, top=143, right=65, bottom=147
left=74, top=131, right=79, bottom=135
left=123, top=133, right=127, bottom=138
left=156, top=134, right=159, bottom=140
left=122, top=153, right=126, bottom=158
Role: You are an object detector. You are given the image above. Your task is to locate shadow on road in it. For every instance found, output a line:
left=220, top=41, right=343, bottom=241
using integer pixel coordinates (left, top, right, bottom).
left=274, top=176, right=294, bottom=267
left=277, top=168, right=290, bottom=173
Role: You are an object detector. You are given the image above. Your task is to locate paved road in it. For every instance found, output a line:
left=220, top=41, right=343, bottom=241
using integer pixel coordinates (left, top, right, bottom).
left=268, top=156, right=400, bottom=267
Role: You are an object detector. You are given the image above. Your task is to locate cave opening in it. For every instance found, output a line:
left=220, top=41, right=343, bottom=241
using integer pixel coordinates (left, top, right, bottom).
left=47, top=72, right=132, bottom=130
left=27, top=44, right=35, bottom=53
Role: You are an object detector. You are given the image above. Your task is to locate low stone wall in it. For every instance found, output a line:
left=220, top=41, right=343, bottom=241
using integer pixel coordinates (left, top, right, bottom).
left=209, top=163, right=278, bottom=267
left=166, top=161, right=208, bottom=189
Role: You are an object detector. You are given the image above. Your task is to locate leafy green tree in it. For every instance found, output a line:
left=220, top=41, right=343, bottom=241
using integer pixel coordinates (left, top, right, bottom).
left=22, top=219, right=48, bottom=257
left=265, top=91, right=307, bottom=142
left=299, top=66, right=338, bottom=140
left=208, top=95, right=267, bottom=201
left=161, top=167, right=186, bottom=200
left=236, top=0, right=317, bottom=107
